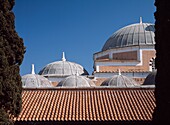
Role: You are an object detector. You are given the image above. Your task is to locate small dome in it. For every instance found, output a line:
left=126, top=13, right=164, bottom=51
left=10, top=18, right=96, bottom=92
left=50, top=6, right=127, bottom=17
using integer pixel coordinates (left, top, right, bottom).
left=22, top=74, right=53, bottom=88
left=39, top=52, right=89, bottom=76
left=22, top=64, right=53, bottom=88
left=143, top=71, right=156, bottom=85
left=101, top=74, right=138, bottom=87
left=102, top=19, right=155, bottom=51
left=57, top=75, right=95, bottom=87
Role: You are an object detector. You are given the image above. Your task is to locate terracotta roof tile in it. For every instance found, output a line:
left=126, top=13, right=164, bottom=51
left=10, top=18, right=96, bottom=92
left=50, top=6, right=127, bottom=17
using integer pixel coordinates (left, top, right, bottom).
left=93, top=78, right=107, bottom=86
left=14, top=88, right=155, bottom=122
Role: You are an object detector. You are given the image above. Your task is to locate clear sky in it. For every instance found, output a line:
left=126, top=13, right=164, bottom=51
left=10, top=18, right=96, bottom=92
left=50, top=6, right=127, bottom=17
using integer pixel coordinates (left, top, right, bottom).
left=13, top=0, right=155, bottom=75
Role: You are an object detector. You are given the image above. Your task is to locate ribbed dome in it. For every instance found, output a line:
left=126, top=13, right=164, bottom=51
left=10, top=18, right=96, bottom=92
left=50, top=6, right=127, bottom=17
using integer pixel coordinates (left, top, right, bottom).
left=102, top=21, right=155, bottom=51
left=22, top=74, right=53, bottom=88
left=39, top=61, right=88, bottom=76
left=39, top=53, right=89, bottom=76
left=57, top=75, right=95, bottom=87
left=22, top=64, right=53, bottom=88
left=143, top=71, right=156, bottom=85
left=101, top=74, right=138, bottom=87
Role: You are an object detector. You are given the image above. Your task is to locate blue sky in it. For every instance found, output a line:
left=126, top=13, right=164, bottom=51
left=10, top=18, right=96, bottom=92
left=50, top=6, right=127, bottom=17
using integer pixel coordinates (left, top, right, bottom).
left=13, top=0, right=155, bottom=75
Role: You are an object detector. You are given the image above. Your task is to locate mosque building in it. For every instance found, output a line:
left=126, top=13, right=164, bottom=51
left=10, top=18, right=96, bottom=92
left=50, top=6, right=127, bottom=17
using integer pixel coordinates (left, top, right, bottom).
left=22, top=17, right=156, bottom=87
left=93, top=17, right=156, bottom=85
left=13, top=18, right=156, bottom=124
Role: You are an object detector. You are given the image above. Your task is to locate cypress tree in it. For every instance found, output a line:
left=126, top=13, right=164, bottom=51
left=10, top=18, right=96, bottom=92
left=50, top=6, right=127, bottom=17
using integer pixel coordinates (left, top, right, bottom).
left=153, top=0, right=170, bottom=124
left=0, top=0, right=25, bottom=124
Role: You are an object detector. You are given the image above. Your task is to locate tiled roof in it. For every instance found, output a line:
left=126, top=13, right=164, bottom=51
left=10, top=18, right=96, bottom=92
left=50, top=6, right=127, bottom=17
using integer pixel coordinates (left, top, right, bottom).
left=51, top=82, right=59, bottom=87
left=133, top=78, right=146, bottom=85
left=13, top=88, right=155, bottom=123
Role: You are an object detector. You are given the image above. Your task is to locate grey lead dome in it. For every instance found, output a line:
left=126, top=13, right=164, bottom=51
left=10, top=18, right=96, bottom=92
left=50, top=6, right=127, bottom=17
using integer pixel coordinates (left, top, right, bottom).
left=57, top=75, right=95, bottom=87
left=22, top=74, right=53, bottom=88
left=143, top=71, right=156, bottom=85
left=22, top=64, right=53, bottom=88
left=101, top=75, right=138, bottom=87
left=39, top=61, right=89, bottom=76
left=102, top=22, right=155, bottom=51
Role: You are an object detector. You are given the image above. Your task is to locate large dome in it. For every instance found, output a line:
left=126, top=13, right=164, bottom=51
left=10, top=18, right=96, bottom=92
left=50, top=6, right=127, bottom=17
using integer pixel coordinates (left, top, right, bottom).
left=102, top=20, right=155, bottom=51
left=57, top=75, right=95, bottom=87
left=39, top=53, right=89, bottom=76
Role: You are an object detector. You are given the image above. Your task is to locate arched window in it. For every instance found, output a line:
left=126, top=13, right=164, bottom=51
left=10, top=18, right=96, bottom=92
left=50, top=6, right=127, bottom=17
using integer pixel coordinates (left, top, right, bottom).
left=149, top=57, right=156, bottom=71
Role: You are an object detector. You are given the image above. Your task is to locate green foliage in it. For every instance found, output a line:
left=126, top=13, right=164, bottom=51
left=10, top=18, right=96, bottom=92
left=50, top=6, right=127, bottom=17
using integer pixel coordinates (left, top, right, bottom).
left=0, top=0, right=25, bottom=124
left=0, top=108, right=13, bottom=125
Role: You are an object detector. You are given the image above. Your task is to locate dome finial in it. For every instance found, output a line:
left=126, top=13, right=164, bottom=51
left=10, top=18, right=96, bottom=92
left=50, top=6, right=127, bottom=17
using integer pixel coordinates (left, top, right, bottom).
left=118, top=69, right=121, bottom=75
left=140, top=17, right=142, bottom=24
left=75, top=69, right=79, bottom=76
left=62, top=52, right=66, bottom=61
left=31, top=64, right=35, bottom=74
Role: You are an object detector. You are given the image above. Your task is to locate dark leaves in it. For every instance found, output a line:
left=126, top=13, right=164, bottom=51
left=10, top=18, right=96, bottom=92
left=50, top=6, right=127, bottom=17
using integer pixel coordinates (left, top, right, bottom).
left=0, top=0, right=25, bottom=124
